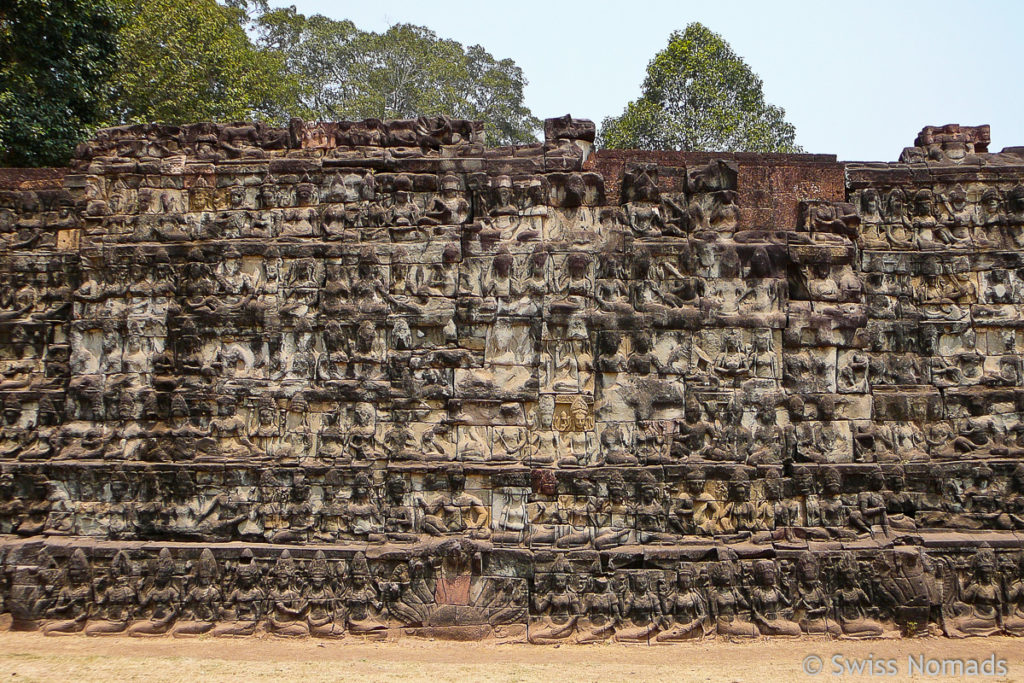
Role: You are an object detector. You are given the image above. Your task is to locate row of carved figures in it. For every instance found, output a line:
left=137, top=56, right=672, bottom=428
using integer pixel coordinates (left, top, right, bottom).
left=4, top=463, right=1024, bottom=544
left=3, top=545, right=1023, bottom=641
left=54, top=249, right=792, bottom=323
left=9, top=403, right=1024, bottom=466
left=856, top=185, right=1024, bottom=251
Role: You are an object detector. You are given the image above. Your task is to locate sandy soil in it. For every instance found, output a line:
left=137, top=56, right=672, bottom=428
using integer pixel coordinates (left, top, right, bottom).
left=1, top=632, right=1023, bottom=682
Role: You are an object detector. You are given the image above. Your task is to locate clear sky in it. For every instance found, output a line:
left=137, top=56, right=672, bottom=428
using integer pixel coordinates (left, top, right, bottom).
left=273, top=0, right=1024, bottom=162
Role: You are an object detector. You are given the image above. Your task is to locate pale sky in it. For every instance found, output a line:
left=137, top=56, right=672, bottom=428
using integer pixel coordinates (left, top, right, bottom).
left=274, top=0, right=1024, bottom=162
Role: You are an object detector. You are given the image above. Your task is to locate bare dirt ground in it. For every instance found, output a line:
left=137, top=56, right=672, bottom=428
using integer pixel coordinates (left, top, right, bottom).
left=1, top=632, right=1023, bottom=682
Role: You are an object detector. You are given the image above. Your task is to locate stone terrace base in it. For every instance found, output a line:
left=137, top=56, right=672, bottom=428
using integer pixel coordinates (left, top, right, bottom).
left=4, top=533, right=1023, bottom=641
left=4, top=118, right=1024, bottom=641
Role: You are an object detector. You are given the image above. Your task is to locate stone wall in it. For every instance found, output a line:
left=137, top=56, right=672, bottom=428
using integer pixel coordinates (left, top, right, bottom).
left=2, top=117, right=1024, bottom=641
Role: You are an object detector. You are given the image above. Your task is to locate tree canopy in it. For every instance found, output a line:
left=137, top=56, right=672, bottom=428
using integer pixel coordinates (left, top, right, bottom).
left=105, top=0, right=300, bottom=126
left=255, top=9, right=540, bottom=145
left=1, top=1, right=542, bottom=165
left=600, top=23, right=801, bottom=153
left=0, top=0, right=125, bottom=166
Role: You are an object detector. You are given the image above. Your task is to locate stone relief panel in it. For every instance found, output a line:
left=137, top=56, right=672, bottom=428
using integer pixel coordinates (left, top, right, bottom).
left=2, top=118, right=1024, bottom=639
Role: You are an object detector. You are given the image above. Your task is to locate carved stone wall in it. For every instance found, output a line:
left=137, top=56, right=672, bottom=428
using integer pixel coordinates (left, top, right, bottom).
left=2, top=118, right=1024, bottom=641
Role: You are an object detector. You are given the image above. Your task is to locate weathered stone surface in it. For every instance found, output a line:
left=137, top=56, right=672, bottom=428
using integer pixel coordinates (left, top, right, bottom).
left=3, top=120, right=1024, bottom=641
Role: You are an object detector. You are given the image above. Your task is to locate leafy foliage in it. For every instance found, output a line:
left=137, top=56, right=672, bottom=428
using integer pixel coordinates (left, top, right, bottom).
left=2, top=0, right=541, bottom=165
left=256, top=10, right=540, bottom=145
left=106, top=0, right=300, bottom=126
left=0, top=0, right=125, bottom=166
left=600, top=23, right=801, bottom=153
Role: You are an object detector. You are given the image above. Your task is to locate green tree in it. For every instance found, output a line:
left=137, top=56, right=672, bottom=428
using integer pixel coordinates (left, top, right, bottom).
left=256, top=10, right=540, bottom=145
left=0, top=0, right=125, bottom=166
left=600, top=23, right=801, bottom=153
left=106, top=0, right=299, bottom=126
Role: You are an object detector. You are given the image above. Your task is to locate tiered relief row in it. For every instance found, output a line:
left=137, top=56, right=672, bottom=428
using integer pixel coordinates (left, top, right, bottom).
left=1, top=461, right=1023, bottom=544
left=2, top=119, right=1024, bottom=639
left=1, top=537, right=1021, bottom=641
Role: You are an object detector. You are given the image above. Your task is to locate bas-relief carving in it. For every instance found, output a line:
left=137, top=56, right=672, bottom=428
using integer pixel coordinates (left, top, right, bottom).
left=4, top=120, right=1024, bottom=639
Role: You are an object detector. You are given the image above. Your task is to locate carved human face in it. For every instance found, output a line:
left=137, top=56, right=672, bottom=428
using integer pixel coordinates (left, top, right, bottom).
left=494, top=255, right=512, bottom=277
left=101, top=333, right=117, bottom=354
left=342, top=175, right=362, bottom=202
left=536, top=399, right=554, bottom=429
left=386, top=477, right=405, bottom=500
left=642, top=485, right=657, bottom=504
left=915, top=195, right=933, bottom=216
left=67, top=565, right=88, bottom=586
left=104, top=479, right=126, bottom=502
left=238, top=568, right=255, bottom=589
left=118, top=396, right=136, bottom=420
left=393, top=319, right=411, bottom=345
left=863, top=191, right=878, bottom=213
left=260, top=186, right=278, bottom=208
left=888, top=194, right=904, bottom=216
left=357, top=324, right=375, bottom=350
left=531, top=252, right=548, bottom=276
